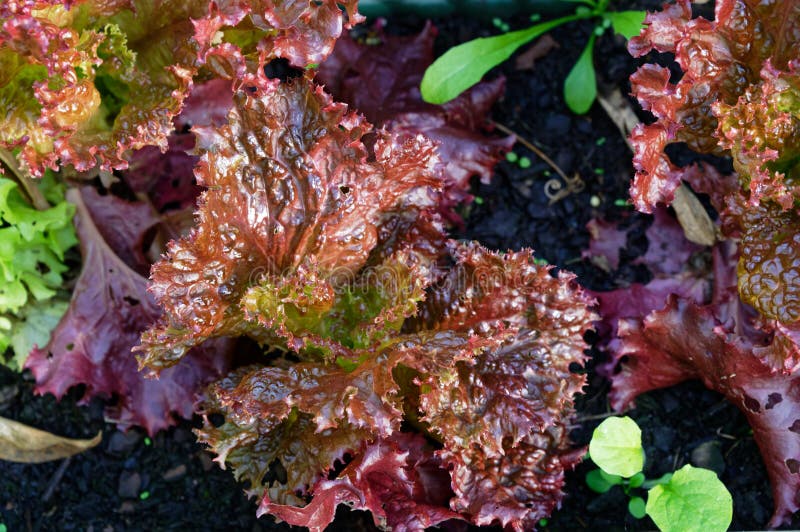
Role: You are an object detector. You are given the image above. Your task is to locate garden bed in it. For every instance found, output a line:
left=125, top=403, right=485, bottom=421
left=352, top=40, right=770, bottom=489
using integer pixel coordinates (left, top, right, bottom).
left=0, top=1, right=792, bottom=530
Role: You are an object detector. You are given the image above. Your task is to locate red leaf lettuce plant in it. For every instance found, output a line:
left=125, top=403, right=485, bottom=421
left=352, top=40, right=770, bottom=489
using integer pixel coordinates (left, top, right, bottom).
left=136, top=75, right=596, bottom=530
left=2, top=1, right=597, bottom=527
left=0, top=0, right=360, bottom=176
left=598, top=0, right=800, bottom=526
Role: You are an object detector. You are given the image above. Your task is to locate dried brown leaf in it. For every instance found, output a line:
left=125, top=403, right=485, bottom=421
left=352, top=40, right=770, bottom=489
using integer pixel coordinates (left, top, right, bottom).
left=0, top=416, right=101, bottom=463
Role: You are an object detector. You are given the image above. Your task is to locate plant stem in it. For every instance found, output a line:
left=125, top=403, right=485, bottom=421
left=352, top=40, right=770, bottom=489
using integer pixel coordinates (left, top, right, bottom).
left=0, top=148, right=50, bottom=210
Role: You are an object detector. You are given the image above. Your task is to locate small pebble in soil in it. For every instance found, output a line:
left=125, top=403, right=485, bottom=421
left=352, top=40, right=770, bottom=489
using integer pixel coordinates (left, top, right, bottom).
left=117, top=471, right=141, bottom=499
left=162, top=464, right=187, bottom=481
left=691, top=441, right=726, bottom=475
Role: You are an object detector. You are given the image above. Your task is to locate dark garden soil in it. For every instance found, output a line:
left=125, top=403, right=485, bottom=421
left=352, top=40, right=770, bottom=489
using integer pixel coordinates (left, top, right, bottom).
left=0, top=1, right=792, bottom=531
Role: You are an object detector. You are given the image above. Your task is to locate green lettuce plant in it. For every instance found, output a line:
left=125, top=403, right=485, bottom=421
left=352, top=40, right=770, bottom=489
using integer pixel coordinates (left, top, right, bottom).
left=420, top=0, right=645, bottom=113
left=586, top=416, right=733, bottom=532
left=0, top=170, right=76, bottom=369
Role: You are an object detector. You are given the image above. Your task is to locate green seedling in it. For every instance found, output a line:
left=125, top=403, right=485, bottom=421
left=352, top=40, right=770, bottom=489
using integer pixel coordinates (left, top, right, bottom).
left=586, top=416, right=733, bottom=532
left=421, top=0, right=646, bottom=114
left=506, top=151, right=533, bottom=169
left=613, top=198, right=631, bottom=207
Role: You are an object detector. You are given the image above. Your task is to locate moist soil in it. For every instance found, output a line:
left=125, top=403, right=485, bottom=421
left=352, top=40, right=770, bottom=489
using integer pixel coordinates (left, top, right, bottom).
left=0, top=2, right=790, bottom=531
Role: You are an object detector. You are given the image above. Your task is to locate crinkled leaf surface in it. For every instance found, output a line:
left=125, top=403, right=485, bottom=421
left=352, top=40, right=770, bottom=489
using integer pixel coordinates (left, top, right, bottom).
left=316, top=22, right=514, bottom=221
left=261, top=433, right=458, bottom=531
left=138, top=78, right=440, bottom=370
left=0, top=0, right=198, bottom=175
left=0, top=0, right=361, bottom=175
left=25, top=187, right=231, bottom=435
left=193, top=0, right=362, bottom=85
left=628, top=0, right=800, bottom=211
left=406, top=244, right=594, bottom=529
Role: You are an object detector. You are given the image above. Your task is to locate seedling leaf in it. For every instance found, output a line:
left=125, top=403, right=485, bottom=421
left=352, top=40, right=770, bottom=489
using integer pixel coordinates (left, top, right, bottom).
left=563, top=36, right=597, bottom=114
left=421, top=15, right=578, bottom=104
left=586, top=469, right=613, bottom=493
left=629, top=471, right=645, bottom=488
left=606, top=11, right=646, bottom=39
left=645, top=465, right=732, bottom=532
left=628, top=496, right=646, bottom=519
left=588, top=416, right=644, bottom=477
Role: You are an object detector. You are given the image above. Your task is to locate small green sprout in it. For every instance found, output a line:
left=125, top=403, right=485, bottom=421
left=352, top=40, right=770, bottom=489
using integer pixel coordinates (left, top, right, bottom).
left=473, top=196, right=484, bottom=205
left=595, top=136, right=607, bottom=146
left=613, top=198, right=632, bottom=208
left=505, top=151, right=533, bottom=169
left=586, top=416, right=733, bottom=532
left=144, top=436, right=152, bottom=446
left=593, top=168, right=604, bottom=175
left=139, top=490, right=150, bottom=500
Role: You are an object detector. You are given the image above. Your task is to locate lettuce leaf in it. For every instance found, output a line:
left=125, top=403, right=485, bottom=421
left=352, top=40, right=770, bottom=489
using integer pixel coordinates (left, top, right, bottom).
left=137, top=76, right=595, bottom=528
left=138, top=78, right=441, bottom=370
left=316, top=22, right=514, bottom=222
left=0, top=173, right=76, bottom=369
left=0, top=0, right=362, bottom=176
left=25, top=187, right=232, bottom=434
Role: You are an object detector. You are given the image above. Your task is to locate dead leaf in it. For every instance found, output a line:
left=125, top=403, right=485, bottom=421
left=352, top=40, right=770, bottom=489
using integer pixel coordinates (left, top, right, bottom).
left=515, top=35, right=559, bottom=70
left=0, top=416, right=102, bottom=463
left=672, top=185, right=718, bottom=246
left=596, top=89, right=640, bottom=146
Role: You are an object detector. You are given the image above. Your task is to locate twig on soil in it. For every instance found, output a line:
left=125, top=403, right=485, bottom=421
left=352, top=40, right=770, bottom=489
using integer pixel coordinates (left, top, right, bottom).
left=715, top=427, right=738, bottom=440
left=42, top=457, right=72, bottom=503
left=724, top=439, right=742, bottom=458
left=491, top=121, right=584, bottom=204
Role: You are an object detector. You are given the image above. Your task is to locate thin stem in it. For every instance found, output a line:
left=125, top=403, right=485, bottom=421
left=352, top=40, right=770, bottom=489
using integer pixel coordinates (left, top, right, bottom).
left=0, top=148, right=50, bottom=210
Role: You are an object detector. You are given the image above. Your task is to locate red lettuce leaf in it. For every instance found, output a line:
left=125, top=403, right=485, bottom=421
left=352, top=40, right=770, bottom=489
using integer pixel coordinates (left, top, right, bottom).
left=598, top=237, right=800, bottom=526
left=411, top=245, right=593, bottom=451
left=316, top=21, right=514, bottom=220
left=1, top=1, right=361, bottom=175
left=262, top=433, right=459, bottom=531
left=628, top=0, right=800, bottom=212
left=582, top=217, right=628, bottom=272
left=193, top=0, right=363, bottom=89
left=606, top=293, right=800, bottom=527
left=25, top=186, right=231, bottom=434
left=138, top=78, right=441, bottom=371
left=444, top=423, right=584, bottom=531
left=0, top=0, right=199, bottom=175
left=408, top=244, right=595, bottom=529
